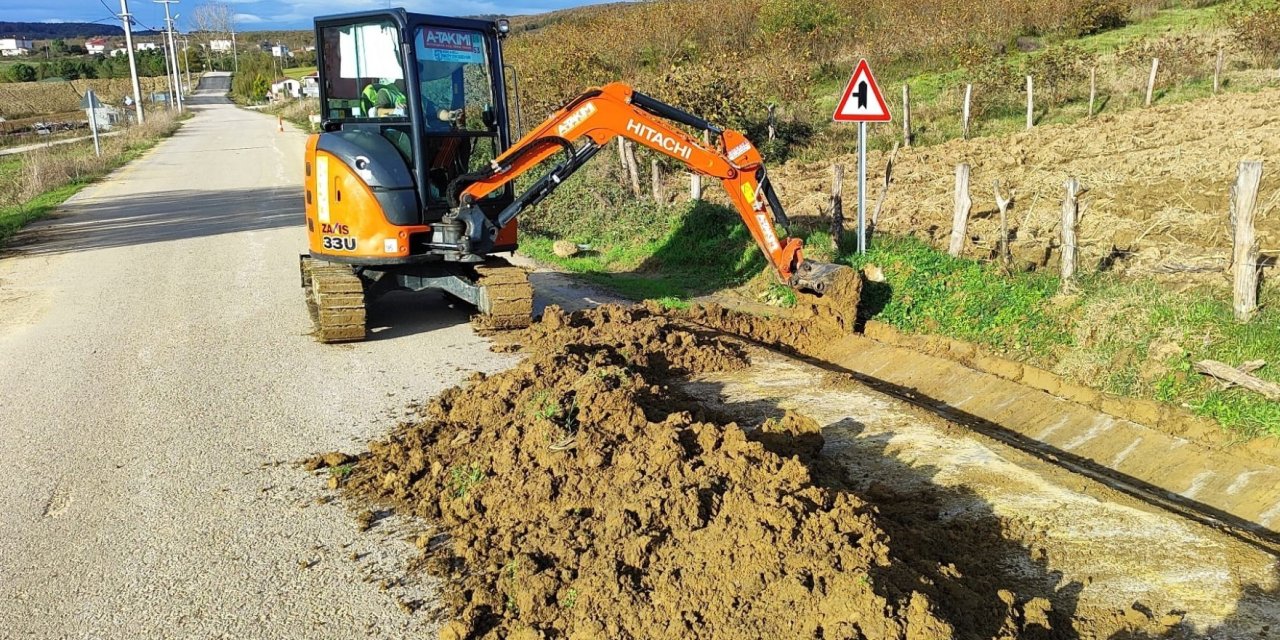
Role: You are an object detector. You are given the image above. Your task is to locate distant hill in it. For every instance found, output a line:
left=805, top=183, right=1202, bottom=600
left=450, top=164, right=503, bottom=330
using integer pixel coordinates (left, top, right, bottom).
left=0, top=22, right=126, bottom=39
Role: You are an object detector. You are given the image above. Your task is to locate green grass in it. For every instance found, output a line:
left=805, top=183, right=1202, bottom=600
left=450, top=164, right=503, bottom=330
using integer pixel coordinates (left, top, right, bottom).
left=448, top=463, right=486, bottom=499
left=521, top=199, right=767, bottom=301
left=841, top=235, right=1280, bottom=436
left=282, top=66, right=316, bottom=80
left=843, top=236, right=1072, bottom=360
left=1071, top=5, right=1219, bottom=55
left=0, top=181, right=85, bottom=246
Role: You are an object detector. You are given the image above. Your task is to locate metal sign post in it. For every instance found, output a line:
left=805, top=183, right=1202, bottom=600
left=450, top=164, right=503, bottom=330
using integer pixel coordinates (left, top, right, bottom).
left=87, top=90, right=102, bottom=158
left=833, top=59, right=892, bottom=255
left=857, top=121, right=867, bottom=253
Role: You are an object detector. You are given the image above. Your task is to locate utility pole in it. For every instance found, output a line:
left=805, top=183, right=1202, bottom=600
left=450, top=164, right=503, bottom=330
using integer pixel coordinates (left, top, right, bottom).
left=230, top=24, right=238, bottom=73
left=118, top=0, right=145, bottom=123
left=181, top=36, right=192, bottom=94
left=156, top=0, right=183, bottom=113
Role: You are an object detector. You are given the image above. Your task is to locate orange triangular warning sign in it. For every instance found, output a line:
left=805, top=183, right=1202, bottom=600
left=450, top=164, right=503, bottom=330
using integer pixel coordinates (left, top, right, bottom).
left=834, top=59, right=891, bottom=123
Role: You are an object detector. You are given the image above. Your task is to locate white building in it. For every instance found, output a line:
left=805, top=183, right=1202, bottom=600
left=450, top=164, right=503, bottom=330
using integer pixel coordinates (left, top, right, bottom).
left=135, top=42, right=158, bottom=51
left=0, top=37, right=34, bottom=56
left=301, top=72, right=319, bottom=98
left=271, top=44, right=290, bottom=58
left=209, top=39, right=232, bottom=52
left=110, top=47, right=129, bottom=57
left=85, top=37, right=109, bottom=54
left=270, top=78, right=302, bottom=99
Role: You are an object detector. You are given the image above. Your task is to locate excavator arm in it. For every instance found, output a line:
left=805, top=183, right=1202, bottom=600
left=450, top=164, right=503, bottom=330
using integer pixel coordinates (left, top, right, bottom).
left=450, top=82, right=849, bottom=295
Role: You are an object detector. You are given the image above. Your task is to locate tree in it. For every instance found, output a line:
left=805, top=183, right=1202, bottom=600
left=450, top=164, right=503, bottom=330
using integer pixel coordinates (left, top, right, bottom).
left=230, top=50, right=274, bottom=102
left=4, top=63, right=36, bottom=82
left=192, top=1, right=237, bottom=69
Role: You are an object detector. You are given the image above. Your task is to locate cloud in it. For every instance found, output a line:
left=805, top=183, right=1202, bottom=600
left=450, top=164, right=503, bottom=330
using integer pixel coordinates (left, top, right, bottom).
left=9, top=0, right=634, bottom=31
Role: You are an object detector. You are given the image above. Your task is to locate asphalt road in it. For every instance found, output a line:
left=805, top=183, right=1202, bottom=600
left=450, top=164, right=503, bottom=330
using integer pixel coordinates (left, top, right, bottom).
left=0, top=73, right=515, bottom=637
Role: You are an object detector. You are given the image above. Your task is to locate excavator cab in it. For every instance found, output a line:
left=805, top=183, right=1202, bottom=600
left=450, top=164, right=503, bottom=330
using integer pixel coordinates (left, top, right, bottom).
left=303, top=11, right=532, bottom=341
left=311, top=10, right=516, bottom=254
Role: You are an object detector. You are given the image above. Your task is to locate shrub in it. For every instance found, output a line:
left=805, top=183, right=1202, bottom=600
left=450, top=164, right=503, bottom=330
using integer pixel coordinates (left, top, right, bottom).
left=1222, top=0, right=1280, bottom=60
left=1117, top=34, right=1218, bottom=81
left=759, top=0, right=843, bottom=35
left=1063, top=0, right=1131, bottom=36
left=1023, top=43, right=1094, bottom=102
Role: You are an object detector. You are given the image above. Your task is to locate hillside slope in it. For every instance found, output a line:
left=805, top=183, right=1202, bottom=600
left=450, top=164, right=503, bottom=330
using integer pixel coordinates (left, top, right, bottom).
left=774, top=82, right=1280, bottom=279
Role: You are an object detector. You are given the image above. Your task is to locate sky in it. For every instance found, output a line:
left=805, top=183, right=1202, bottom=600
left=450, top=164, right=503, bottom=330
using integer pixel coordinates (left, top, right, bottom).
left=4, top=0, right=627, bottom=31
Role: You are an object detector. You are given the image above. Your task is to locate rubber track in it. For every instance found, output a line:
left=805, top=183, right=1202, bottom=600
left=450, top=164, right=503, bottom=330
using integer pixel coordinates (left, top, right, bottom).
left=305, top=259, right=367, bottom=343
left=475, top=261, right=533, bottom=330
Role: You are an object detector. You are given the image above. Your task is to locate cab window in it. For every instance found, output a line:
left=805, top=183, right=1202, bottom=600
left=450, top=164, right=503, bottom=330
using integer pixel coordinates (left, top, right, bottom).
left=320, top=20, right=406, bottom=120
left=414, top=27, right=496, bottom=133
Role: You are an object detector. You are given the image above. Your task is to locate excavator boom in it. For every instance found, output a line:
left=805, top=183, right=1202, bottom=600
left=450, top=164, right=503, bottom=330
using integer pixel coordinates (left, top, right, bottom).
left=451, top=82, right=854, bottom=296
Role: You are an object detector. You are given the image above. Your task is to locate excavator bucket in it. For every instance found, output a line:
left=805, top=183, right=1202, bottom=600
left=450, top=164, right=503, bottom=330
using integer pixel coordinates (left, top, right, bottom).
left=790, top=259, right=863, bottom=332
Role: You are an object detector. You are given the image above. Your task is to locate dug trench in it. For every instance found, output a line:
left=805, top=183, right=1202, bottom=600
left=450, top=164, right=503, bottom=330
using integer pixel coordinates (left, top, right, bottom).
left=306, top=297, right=1279, bottom=638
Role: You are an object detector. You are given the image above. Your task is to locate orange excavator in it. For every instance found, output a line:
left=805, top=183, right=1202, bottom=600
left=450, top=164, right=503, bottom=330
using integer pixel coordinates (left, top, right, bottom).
left=301, top=9, right=856, bottom=341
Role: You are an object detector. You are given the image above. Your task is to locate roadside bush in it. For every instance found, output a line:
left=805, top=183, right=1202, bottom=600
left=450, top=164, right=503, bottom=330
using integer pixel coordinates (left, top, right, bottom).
left=652, top=56, right=769, bottom=130
left=1117, top=34, right=1218, bottom=81
left=759, top=0, right=843, bottom=35
left=1023, top=43, right=1094, bottom=102
left=970, top=57, right=1025, bottom=118
left=230, top=51, right=275, bottom=104
left=1222, top=0, right=1280, bottom=60
left=1063, top=0, right=1132, bottom=36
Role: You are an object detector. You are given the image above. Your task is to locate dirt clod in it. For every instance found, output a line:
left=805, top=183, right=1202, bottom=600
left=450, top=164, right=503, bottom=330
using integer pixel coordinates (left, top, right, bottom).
left=749, top=410, right=825, bottom=462
left=302, top=451, right=355, bottom=471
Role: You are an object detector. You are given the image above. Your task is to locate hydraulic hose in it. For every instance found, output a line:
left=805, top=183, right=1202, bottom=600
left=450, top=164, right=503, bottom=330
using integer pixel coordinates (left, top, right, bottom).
left=447, top=135, right=576, bottom=206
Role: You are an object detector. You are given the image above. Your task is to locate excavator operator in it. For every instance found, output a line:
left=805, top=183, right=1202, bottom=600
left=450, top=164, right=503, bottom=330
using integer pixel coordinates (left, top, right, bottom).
left=360, top=78, right=408, bottom=117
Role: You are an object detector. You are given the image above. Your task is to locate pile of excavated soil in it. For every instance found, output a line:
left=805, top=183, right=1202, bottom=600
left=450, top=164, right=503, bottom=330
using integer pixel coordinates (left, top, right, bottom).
left=773, top=88, right=1280, bottom=280
left=320, top=304, right=1057, bottom=639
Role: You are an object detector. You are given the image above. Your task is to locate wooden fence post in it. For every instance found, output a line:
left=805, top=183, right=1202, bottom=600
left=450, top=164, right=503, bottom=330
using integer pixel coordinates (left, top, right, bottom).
left=994, top=179, right=1014, bottom=267
left=902, top=84, right=912, bottom=147
left=767, top=103, right=777, bottom=141
left=1145, top=58, right=1160, bottom=107
left=1061, top=178, right=1082, bottom=287
left=1088, top=67, right=1097, bottom=117
left=831, top=164, right=845, bottom=251
left=623, top=139, right=642, bottom=196
left=690, top=130, right=707, bottom=200
left=1214, top=48, right=1224, bottom=95
left=949, top=163, right=972, bottom=257
left=870, top=142, right=899, bottom=238
left=1230, top=161, right=1263, bottom=322
left=651, top=158, right=664, bottom=202
left=962, top=83, right=973, bottom=139
left=617, top=138, right=628, bottom=176
left=1026, top=75, right=1034, bottom=130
